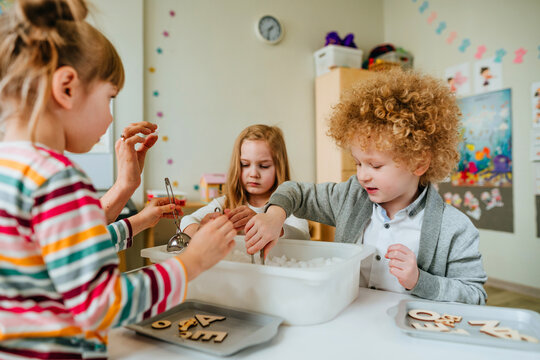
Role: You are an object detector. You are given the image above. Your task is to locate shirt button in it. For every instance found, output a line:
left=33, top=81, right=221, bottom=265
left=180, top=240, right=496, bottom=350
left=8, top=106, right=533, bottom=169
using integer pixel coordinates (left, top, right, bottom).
left=375, top=255, right=381, bottom=261
left=384, top=223, right=390, bottom=229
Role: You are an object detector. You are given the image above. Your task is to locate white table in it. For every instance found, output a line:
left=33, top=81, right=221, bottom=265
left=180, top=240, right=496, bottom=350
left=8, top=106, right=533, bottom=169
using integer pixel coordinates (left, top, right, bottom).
left=108, top=288, right=539, bottom=360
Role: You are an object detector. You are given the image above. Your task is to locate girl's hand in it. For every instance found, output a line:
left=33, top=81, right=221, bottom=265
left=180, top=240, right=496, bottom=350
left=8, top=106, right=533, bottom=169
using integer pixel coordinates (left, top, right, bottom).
left=179, top=215, right=236, bottom=280
left=227, top=205, right=257, bottom=232
left=244, top=206, right=286, bottom=256
left=385, top=244, right=420, bottom=290
left=130, top=197, right=183, bottom=235
left=200, top=212, right=221, bottom=226
left=115, top=121, right=158, bottom=191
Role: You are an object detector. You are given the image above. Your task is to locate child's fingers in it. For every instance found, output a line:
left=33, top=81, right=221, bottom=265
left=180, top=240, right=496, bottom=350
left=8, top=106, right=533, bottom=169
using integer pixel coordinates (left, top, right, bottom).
left=139, top=134, right=159, bottom=152
left=385, top=249, right=408, bottom=261
left=388, top=259, right=405, bottom=271
left=122, top=122, right=157, bottom=138
left=387, top=243, right=412, bottom=255
left=229, top=211, right=249, bottom=224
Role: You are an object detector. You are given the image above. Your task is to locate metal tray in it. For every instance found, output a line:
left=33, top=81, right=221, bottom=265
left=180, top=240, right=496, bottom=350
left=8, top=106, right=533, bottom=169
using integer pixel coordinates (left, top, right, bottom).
left=126, top=300, right=283, bottom=356
left=388, top=299, right=540, bottom=352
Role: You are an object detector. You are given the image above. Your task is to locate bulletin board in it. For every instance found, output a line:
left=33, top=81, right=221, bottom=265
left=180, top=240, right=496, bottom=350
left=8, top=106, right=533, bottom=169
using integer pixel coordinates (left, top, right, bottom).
left=437, top=88, right=513, bottom=233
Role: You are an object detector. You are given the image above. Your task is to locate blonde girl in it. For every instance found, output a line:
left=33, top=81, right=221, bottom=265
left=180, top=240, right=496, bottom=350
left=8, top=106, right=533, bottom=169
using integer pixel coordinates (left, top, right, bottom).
left=181, top=124, right=310, bottom=245
left=0, top=0, right=235, bottom=358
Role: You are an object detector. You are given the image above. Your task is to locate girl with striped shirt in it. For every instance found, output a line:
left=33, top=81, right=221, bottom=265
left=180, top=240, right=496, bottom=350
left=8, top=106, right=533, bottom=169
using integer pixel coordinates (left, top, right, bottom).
left=0, top=0, right=236, bottom=358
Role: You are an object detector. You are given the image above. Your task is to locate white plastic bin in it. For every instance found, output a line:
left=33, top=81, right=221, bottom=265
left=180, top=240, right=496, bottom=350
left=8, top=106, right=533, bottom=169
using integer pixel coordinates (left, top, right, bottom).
left=314, top=45, right=363, bottom=77
left=141, top=236, right=374, bottom=325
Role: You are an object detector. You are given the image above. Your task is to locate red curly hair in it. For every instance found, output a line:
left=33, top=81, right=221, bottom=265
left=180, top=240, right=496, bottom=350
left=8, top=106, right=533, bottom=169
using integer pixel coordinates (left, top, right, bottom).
left=328, top=68, right=461, bottom=185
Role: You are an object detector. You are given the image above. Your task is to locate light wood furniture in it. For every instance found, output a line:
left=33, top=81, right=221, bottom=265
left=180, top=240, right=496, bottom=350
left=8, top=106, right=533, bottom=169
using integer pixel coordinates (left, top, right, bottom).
left=313, top=67, right=374, bottom=241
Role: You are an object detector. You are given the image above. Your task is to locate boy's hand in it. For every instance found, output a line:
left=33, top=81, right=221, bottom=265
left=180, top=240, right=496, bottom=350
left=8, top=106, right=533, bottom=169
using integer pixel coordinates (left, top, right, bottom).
left=227, top=205, right=257, bottom=232
left=244, top=206, right=286, bottom=256
left=130, top=197, right=183, bottom=235
left=180, top=215, right=236, bottom=280
left=385, top=244, right=419, bottom=290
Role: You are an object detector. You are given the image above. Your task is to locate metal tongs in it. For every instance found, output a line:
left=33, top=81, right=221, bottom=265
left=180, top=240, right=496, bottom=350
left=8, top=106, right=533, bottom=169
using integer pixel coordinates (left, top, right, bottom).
left=165, top=177, right=191, bottom=253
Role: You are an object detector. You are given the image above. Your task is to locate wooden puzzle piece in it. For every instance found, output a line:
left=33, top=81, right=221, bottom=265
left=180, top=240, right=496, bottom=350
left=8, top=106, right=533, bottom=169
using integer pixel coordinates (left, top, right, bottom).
left=408, top=309, right=441, bottom=322
left=190, top=330, right=228, bottom=343
left=151, top=320, right=172, bottom=329
left=521, top=334, right=539, bottom=343
left=179, top=331, right=192, bottom=339
left=467, top=320, right=500, bottom=330
left=411, top=322, right=450, bottom=332
left=441, top=314, right=462, bottom=323
left=481, top=327, right=521, bottom=341
left=178, top=318, right=198, bottom=332
left=195, top=314, right=226, bottom=327
left=435, top=318, right=456, bottom=328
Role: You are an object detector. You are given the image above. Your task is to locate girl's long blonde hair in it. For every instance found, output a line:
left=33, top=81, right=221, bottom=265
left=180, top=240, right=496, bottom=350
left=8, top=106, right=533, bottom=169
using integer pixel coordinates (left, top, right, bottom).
left=0, top=0, right=124, bottom=141
left=224, top=125, right=290, bottom=209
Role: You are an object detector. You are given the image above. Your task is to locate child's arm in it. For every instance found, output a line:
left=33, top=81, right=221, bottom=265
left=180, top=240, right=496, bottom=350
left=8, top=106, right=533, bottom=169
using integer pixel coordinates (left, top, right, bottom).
left=245, top=179, right=352, bottom=254
left=100, top=122, right=158, bottom=223
left=180, top=197, right=224, bottom=237
left=106, top=197, right=183, bottom=252
left=245, top=205, right=287, bottom=255
left=33, top=167, right=236, bottom=333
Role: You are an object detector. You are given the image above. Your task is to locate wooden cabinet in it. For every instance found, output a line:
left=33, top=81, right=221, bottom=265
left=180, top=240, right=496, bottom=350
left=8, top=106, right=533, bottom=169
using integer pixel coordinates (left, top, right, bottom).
left=313, top=68, right=373, bottom=241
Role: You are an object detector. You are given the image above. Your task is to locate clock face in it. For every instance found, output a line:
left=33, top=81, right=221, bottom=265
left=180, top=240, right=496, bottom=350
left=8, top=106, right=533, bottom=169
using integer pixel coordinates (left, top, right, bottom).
left=257, top=15, right=283, bottom=44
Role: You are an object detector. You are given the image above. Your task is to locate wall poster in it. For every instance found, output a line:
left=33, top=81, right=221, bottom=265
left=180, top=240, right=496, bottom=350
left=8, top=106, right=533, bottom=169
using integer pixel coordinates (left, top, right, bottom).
left=437, top=88, right=513, bottom=233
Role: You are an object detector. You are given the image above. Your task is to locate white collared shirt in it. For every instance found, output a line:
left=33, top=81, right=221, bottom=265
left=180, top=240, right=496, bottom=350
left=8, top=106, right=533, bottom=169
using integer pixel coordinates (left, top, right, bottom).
left=360, top=187, right=427, bottom=294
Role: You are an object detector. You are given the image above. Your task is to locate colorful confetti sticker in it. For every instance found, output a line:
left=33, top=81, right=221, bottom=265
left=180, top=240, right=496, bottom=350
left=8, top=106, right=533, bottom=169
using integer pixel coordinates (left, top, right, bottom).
left=474, top=45, right=486, bottom=59
left=163, top=31, right=169, bottom=37
left=157, top=111, right=163, bottom=117
left=162, top=135, right=169, bottom=142
left=148, top=67, right=156, bottom=73
left=446, top=31, right=457, bottom=44
left=458, top=38, right=471, bottom=53
left=494, top=48, right=507, bottom=63
left=153, top=90, right=159, bottom=97
left=170, top=10, right=176, bottom=17
left=435, top=21, right=446, bottom=34
left=156, top=47, right=163, bottom=54
left=427, top=11, right=437, bottom=24
left=167, top=158, right=173, bottom=165
left=513, top=47, right=526, bottom=64
left=419, top=1, right=429, bottom=13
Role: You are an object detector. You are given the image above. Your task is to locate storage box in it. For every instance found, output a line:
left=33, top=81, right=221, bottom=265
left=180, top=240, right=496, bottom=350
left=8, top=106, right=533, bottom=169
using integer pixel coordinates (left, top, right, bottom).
left=314, top=45, right=363, bottom=77
left=141, top=236, right=374, bottom=325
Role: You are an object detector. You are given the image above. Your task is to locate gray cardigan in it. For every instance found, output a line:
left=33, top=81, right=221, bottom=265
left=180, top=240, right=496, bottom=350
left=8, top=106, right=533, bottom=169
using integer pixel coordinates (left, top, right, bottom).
left=268, top=176, right=488, bottom=305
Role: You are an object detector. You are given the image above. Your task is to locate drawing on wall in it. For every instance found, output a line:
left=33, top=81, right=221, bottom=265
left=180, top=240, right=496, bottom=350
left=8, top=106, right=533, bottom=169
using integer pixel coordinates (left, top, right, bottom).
left=438, top=88, right=513, bottom=233
left=533, top=81, right=540, bottom=127
left=473, top=57, right=503, bottom=94
left=445, top=62, right=471, bottom=97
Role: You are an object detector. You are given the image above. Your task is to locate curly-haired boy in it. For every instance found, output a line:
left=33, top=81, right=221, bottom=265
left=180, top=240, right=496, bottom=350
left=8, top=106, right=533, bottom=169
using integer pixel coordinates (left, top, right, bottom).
left=245, top=68, right=487, bottom=304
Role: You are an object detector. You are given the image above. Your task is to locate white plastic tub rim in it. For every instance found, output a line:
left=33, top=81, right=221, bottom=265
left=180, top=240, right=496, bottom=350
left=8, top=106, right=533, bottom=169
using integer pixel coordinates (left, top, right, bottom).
left=142, top=236, right=375, bottom=281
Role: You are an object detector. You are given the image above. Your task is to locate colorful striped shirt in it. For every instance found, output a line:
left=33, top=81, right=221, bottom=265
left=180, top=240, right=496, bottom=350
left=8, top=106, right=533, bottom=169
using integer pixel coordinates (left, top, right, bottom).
left=0, top=142, right=188, bottom=359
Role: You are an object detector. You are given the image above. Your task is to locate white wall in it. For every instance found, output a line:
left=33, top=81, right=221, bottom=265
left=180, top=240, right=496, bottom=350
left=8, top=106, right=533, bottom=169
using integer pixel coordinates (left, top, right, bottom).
left=89, top=0, right=145, bottom=205
left=143, top=0, right=384, bottom=201
left=384, top=0, right=540, bottom=289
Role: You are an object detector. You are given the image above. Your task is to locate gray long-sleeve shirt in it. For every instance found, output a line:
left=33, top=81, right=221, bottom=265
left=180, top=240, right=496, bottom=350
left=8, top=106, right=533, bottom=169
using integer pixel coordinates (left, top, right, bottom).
left=267, top=176, right=488, bottom=305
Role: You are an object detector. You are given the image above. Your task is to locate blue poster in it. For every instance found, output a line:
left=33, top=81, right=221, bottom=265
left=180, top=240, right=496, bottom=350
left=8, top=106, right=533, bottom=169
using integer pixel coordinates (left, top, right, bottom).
left=438, top=88, right=513, bottom=233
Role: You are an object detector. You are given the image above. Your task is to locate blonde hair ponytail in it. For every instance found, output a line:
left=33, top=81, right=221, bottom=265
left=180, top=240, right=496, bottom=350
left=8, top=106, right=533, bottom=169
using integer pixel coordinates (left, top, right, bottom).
left=0, top=0, right=124, bottom=141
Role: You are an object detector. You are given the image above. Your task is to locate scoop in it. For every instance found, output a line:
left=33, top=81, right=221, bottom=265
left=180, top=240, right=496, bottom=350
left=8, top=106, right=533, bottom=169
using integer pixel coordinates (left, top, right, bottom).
left=164, top=177, right=191, bottom=253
